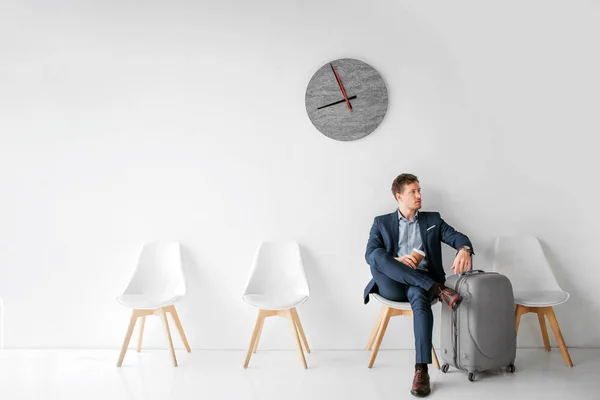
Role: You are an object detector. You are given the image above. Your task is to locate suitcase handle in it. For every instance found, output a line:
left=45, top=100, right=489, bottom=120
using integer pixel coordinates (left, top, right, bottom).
left=460, top=269, right=485, bottom=276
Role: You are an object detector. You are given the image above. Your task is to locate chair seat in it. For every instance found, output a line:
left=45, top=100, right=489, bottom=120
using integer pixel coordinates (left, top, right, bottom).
left=117, top=294, right=183, bottom=310
left=371, top=293, right=438, bottom=310
left=514, top=290, right=569, bottom=307
left=243, top=294, right=309, bottom=310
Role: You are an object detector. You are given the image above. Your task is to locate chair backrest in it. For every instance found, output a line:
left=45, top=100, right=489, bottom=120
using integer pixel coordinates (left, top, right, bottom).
left=492, top=236, right=563, bottom=292
left=122, top=242, right=186, bottom=298
left=243, top=241, right=310, bottom=297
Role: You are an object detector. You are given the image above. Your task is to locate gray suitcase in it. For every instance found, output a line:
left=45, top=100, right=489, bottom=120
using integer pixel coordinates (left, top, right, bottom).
left=439, top=270, right=517, bottom=381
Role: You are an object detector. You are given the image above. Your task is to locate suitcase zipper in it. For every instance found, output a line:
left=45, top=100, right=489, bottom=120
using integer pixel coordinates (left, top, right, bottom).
left=452, top=275, right=468, bottom=370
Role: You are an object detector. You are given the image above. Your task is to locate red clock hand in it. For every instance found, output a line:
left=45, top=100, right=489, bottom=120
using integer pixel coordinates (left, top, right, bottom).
left=330, top=63, right=353, bottom=112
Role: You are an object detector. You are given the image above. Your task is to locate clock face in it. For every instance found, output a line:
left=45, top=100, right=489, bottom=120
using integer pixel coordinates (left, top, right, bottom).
left=305, top=58, right=388, bottom=141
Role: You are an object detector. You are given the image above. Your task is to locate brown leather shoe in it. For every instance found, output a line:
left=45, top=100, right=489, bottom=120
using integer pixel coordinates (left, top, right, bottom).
left=439, top=287, right=463, bottom=310
left=411, top=367, right=431, bottom=397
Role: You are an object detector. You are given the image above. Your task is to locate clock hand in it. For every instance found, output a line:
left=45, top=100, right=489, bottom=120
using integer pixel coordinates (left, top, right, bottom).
left=317, top=95, right=357, bottom=110
left=330, top=63, right=353, bottom=112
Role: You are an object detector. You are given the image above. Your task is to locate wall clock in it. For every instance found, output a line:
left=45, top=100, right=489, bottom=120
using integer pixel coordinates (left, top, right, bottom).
left=305, top=58, right=388, bottom=141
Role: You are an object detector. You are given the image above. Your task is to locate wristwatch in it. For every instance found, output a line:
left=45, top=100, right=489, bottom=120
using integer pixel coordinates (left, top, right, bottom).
left=459, top=245, right=472, bottom=255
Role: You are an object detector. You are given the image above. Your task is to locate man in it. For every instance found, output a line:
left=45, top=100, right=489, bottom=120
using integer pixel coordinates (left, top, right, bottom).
left=364, top=173, right=474, bottom=397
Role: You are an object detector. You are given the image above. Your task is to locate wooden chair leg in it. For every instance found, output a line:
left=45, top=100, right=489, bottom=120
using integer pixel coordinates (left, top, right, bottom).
left=368, top=307, right=392, bottom=368
left=252, top=312, right=266, bottom=354
left=536, top=309, right=551, bottom=351
left=168, top=306, right=191, bottom=353
left=515, top=304, right=528, bottom=335
left=291, top=308, right=310, bottom=354
left=432, top=347, right=440, bottom=370
left=292, top=320, right=306, bottom=353
left=159, top=308, right=178, bottom=367
left=287, top=309, right=308, bottom=369
left=117, top=310, right=139, bottom=367
left=244, top=310, right=266, bottom=368
left=545, top=307, right=573, bottom=367
left=137, top=316, right=146, bottom=353
left=366, top=306, right=386, bottom=350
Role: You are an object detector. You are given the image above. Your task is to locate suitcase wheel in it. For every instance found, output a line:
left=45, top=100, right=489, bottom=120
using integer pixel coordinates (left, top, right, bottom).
left=468, top=372, right=476, bottom=382
left=506, top=364, right=515, bottom=373
left=441, top=364, right=449, bottom=373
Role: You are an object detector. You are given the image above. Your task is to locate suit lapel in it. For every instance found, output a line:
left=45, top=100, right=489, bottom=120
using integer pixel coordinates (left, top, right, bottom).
left=418, top=212, right=428, bottom=253
left=390, top=211, right=399, bottom=256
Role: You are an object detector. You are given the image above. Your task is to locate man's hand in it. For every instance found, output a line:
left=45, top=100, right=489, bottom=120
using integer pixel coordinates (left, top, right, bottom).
left=395, top=255, right=418, bottom=269
left=451, top=249, right=472, bottom=274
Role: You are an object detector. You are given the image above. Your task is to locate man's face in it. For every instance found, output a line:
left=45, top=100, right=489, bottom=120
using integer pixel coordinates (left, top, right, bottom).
left=396, top=182, right=422, bottom=211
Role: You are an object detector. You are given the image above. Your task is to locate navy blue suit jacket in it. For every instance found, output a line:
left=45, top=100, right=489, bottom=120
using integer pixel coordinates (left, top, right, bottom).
left=363, top=210, right=474, bottom=304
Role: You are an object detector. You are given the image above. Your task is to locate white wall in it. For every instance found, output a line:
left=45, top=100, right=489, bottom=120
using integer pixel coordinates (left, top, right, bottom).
left=1, top=0, right=599, bottom=350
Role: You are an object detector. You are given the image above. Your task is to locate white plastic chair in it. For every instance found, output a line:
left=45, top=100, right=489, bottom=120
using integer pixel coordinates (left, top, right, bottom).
left=242, top=241, right=311, bottom=369
left=492, top=236, right=573, bottom=366
left=366, top=294, right=440, bottom=369
left=116, top=242, right=191, bottom=367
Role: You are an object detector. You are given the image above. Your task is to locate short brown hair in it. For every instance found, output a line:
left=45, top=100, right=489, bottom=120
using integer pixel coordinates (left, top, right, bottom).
left=391, top=173, right=419, bottom=199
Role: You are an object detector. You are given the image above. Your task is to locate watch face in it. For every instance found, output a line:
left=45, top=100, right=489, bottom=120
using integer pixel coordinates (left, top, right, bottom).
left=305, top=58, right=388, bottom=141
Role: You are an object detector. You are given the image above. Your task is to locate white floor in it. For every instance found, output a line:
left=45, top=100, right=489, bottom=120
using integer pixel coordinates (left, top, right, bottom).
left=0, top=348, right=598, bottom=400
